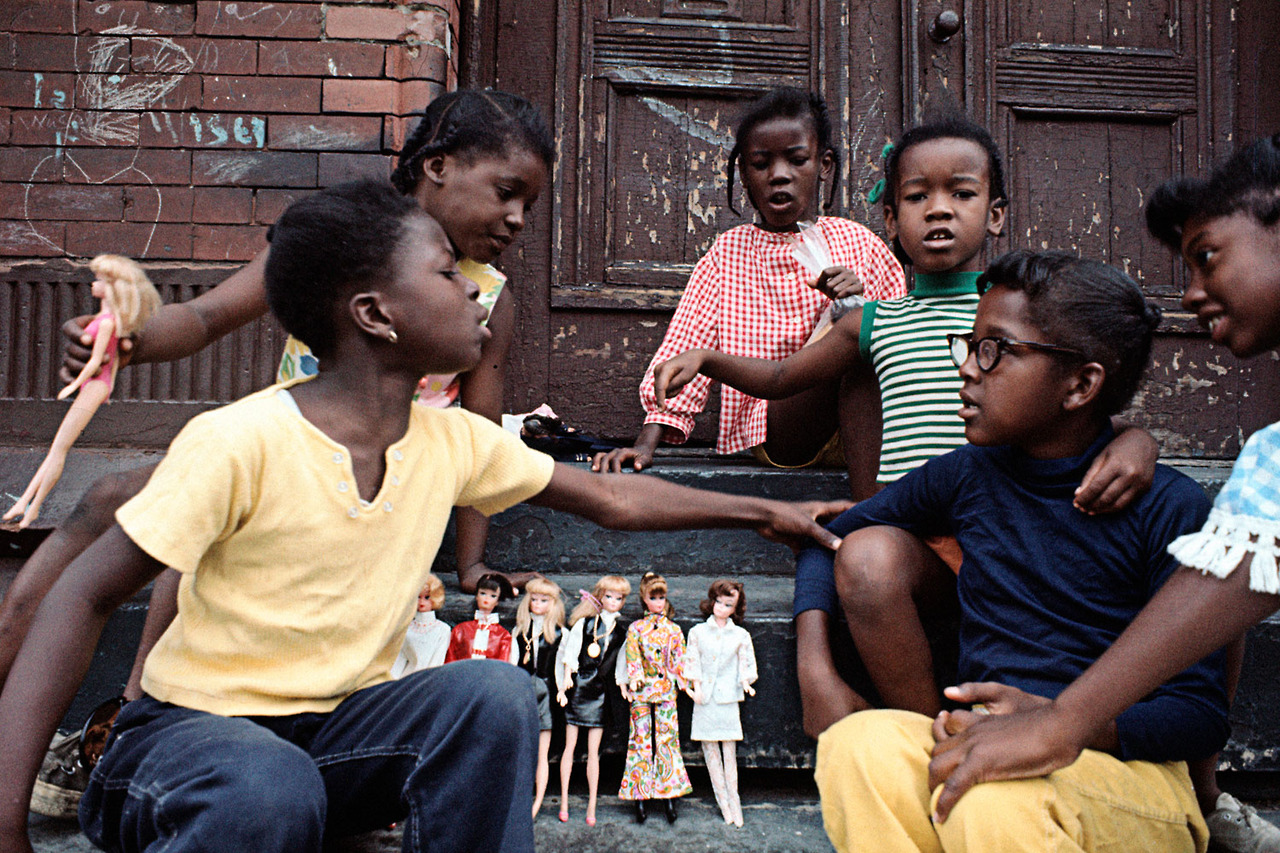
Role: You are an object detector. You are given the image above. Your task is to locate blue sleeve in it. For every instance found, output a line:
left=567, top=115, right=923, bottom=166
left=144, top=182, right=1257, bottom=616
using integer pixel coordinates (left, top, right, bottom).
left=1114, top=472, right=1230, bottom=762
left=793, top=450, right=964, bottom=617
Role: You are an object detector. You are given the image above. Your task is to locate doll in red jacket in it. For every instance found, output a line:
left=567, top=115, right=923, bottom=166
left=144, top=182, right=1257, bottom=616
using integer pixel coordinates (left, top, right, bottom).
left=444, top=573, right=513, bottom=663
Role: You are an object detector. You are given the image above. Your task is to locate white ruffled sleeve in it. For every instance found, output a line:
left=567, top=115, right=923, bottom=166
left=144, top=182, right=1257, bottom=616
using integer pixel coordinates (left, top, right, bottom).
left=1168, top=423, right=1280, bottom=593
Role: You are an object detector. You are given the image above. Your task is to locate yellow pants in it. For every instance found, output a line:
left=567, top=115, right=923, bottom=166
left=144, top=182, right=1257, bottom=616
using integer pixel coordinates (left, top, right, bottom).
left=815, top=710, right=1208, bottom=853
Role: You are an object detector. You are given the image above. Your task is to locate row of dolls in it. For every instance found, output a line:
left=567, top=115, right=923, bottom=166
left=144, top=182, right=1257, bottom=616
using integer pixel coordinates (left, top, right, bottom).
left=393, top=571, right=758, bottom=827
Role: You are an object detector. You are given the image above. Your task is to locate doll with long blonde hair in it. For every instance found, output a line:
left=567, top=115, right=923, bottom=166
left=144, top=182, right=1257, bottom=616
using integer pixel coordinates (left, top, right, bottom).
left=512, top=576, right=565, bottom=818
left=555, top=574, right=631, bottom=826
left=5, top=255, right=161, bottom=528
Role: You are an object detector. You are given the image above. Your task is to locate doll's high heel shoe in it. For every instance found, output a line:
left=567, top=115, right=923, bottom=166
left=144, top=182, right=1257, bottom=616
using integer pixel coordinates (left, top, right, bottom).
left=558, top=810, right=568, bottom=823
left=664, top=799, right=678, bottom=824
left=634, top=800, right=647, bottom=824
left=585, top=814, right=596, bottom=827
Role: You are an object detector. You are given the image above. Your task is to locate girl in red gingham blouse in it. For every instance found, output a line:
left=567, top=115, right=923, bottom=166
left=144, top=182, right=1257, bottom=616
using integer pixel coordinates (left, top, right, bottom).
left=640, top=219, right=903, bottom=455
left=596, top=88, right=905, bottom=476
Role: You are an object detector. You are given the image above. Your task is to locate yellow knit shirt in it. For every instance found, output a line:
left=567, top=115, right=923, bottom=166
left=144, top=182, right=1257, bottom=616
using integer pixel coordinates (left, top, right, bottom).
left=117, top=380, right=554, bottom=716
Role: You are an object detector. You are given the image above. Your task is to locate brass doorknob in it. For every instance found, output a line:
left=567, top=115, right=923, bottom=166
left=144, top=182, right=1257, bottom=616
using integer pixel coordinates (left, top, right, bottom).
left=928, top=9, right=961, bottom=43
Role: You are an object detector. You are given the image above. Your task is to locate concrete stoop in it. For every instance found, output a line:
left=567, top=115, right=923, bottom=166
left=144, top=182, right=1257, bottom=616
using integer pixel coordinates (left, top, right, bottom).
left=8, top=448, right=1280, bottom=852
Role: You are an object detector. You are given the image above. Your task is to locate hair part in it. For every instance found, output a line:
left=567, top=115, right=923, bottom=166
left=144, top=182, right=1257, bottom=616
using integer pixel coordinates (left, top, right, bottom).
left=639, top=571, right=674, bottom=619
left=568, top=575, right=632, bottom=625
left=517, top=577, right=565, bottom=642
left=419, top=573, right=446, bottom=611
left=88, top=254, right=162, bottom=337
left=699, top=578, right=746, bottom=624
left=1146, top=133, right=1280, bottom=249
left=727, top=86, right=839, bottom=216
left=265, top=180, right=427, bottom=359
left=979, top=249, right=1162, bottom=416
left=391, top=89, right=553, bottom=195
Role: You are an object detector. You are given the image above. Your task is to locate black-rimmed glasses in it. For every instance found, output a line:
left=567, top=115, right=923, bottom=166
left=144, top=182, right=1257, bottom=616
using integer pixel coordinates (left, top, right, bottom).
left=947, top=333, right=1087, bottom=373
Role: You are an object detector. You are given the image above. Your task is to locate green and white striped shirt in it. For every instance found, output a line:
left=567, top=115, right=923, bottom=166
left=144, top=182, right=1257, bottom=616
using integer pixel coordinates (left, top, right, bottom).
left=859, top=271, right=982, bottom=483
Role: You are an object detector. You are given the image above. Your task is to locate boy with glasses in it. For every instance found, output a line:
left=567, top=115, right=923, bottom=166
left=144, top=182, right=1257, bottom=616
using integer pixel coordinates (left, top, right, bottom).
left=809, top=249, right=1228, bottom=853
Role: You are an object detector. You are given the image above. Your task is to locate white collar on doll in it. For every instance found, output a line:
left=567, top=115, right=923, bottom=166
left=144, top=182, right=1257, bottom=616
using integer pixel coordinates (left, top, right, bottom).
left=595, top=610, right=619, bottom=631
left=411, top=611, right=438, bottom=627
left=530, top=614, right=544, bottom=634
left=704, top=615, right=735, bottom=631
left=474, top=611, right=499, bottom=626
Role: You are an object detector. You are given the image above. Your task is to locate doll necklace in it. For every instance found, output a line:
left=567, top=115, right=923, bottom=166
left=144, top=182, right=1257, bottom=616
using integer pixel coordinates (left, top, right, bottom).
left=587, top=614, right=609, bottom=658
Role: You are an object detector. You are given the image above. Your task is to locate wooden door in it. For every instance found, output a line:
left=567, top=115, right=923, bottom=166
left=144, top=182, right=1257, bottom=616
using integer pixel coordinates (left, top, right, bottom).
left=472, top=1, right=1275, bottom=454
left=907, top=0, right=1275, bottom=457
left=466, top=0, right=897, bottom=439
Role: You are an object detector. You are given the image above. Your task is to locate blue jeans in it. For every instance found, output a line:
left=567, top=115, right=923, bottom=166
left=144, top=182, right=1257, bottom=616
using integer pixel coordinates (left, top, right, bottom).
left=80, top=661, right=538, bottom=853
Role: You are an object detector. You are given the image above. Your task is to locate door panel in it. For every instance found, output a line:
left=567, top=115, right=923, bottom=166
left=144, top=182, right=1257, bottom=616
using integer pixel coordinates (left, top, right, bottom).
left=477, top=0, right=1272, bottom=451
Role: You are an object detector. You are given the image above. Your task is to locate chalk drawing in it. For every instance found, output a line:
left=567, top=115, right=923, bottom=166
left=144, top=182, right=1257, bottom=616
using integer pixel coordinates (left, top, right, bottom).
left=22, top=10, right=197, bottom=258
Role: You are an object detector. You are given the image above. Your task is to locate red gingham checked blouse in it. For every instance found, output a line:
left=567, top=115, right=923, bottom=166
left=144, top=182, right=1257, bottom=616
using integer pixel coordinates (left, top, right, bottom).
left=639, top=217, right=906, bottom=455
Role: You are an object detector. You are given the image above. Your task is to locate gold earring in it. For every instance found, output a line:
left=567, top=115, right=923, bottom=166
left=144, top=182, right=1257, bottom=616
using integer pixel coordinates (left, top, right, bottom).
left=387, top=329, right=398, bottom=344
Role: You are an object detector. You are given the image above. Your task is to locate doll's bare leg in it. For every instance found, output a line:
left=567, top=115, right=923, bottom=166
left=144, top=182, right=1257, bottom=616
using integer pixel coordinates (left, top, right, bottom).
left=0, top=463, right=155, bottom=692
left=559, top=724, right=579, bottom=818
left=532, top=729, right=552, bottom=818
left=723, top=741, right=742, bottom=827
left=4, top=381, right=111, bottom=528
left=701, top=741, right=732, bottom=823
left=584, top=726, right=604, bottom=823
left=834, top=526, right=954, bottom=716
left=796, top=610, right=870, bottom=737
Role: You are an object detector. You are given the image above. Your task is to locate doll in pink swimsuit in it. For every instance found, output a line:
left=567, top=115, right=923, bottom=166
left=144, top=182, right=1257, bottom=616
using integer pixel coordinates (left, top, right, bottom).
left=4, top=255, right=161, bottom=528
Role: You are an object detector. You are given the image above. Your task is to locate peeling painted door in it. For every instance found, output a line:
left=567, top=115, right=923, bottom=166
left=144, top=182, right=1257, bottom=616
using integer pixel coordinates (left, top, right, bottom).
left=469, top=0, right=883, bottom=439
left=470, top=1, right=1276, bottom=452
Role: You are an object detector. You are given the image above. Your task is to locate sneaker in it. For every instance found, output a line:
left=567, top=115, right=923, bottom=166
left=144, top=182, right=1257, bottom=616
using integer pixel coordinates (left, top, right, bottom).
left=29, top=731, right=89, bottom=819
left=1207, top=792, right=1280, bottom=853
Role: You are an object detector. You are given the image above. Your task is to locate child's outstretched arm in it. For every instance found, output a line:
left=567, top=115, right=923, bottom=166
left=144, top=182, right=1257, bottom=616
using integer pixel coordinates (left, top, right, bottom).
left=60, top=251, right=270, bottom=381
left=1073, top=421, right=1160, bottom=514
left=529, top=464, right=849, bottom=551
left=926, top=565, right=1276, bottom=823
left=653, top=309, right=865, bottom=408
left=0, top=525, right=164, bottom=851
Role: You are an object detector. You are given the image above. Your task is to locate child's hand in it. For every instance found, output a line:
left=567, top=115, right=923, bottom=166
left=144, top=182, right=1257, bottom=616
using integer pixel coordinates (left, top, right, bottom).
left=1074, top=427, right=1158, bottom=515
left=653, top=350, right=708, bottom=409
left=592, top=446, right=654, bottom=474
left=927, top=702, right=1088, bottom=824
left=932, top=682, right=1051, bottom=743
left=756, top=499, right=852, bottom=551
left=59, top=314, right=132, bottom=383
left=811, top=266, right=863, bottom=301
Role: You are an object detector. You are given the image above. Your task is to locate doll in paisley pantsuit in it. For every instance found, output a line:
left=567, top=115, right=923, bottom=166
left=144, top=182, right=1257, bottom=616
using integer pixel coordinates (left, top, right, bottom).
left=617, top=572, right=691, bottom=824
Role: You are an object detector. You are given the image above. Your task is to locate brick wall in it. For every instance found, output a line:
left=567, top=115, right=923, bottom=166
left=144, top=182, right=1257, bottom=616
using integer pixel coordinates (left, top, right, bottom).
left=0, top=1, right=458, bottom=264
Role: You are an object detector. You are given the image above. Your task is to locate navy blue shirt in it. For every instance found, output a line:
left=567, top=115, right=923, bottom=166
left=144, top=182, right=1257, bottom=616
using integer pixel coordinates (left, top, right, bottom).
left=796, top=427, right=1228, bottom=763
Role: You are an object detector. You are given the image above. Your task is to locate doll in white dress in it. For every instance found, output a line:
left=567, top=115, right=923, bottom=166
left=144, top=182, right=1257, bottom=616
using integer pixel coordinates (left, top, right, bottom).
left=390, top=574, right=451, bottom=677
left=683, top=579, right=757, bottom=827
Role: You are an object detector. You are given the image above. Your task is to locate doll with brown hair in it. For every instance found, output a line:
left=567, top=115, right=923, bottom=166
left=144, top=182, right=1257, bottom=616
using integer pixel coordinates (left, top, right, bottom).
left=684, top=579, right=757, bottom=826
left=390, top=573, right=451, bottom=677
left=618, top=571, right=692, bottom=824
left=4, top=255, right=161, bottom=529
left=443, top=572, right=512, bottom=663
left=555, top=574, right=631, bottom=826
left=512, top=576, right=565, bottom=818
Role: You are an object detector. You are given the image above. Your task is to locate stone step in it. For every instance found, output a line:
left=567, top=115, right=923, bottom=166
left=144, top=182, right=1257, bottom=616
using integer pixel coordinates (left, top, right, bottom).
left=7, top=449, right=1277, bottom=776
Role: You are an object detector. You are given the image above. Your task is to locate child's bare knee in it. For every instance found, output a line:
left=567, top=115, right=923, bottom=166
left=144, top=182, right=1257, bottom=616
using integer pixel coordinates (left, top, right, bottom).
left=834, top=530, right=909, bottom=611
left=67, top=467, right=152, bottom=535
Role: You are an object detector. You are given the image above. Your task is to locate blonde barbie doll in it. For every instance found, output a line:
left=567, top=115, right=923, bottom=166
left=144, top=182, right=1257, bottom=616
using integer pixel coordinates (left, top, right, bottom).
left=5, top=255, right=161, bottom=528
